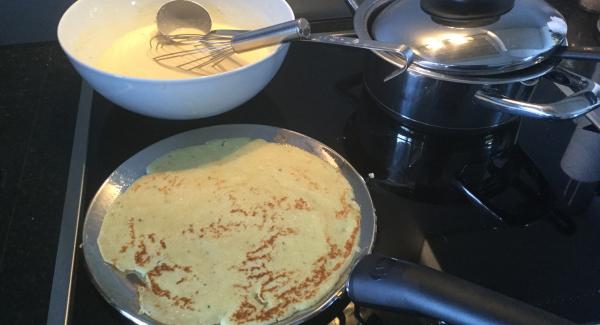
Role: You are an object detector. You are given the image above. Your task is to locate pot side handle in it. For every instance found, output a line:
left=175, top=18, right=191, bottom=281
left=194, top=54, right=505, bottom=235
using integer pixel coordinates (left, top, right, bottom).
left=348, top=254, right=575, bottom=325
left=474, top=66, right=600, bottom=119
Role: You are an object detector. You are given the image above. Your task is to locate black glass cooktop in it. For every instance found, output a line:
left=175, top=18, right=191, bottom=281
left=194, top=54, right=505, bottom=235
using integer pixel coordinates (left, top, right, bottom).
left=66, top=41, right=600, bottom=324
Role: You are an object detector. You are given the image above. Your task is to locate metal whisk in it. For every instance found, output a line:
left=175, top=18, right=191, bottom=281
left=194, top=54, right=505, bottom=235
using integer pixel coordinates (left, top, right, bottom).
left=151, top=18, right=414, bottom=74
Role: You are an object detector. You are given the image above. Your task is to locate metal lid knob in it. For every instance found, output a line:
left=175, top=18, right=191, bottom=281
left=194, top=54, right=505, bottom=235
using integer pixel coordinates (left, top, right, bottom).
left=420, top=0, right=515, bottom=22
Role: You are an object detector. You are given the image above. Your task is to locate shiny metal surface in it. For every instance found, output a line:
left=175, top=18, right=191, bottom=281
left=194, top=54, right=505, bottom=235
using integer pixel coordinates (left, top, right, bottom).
left=201, top=29, right=410, bottom=63
left=348, top=0, right=600, bottom=128
left=369, top=0, right=567, bottom=75
left=364, top=54, right=534, bottom=130
left=47, top=82, right=93, bottom=325
left=308, top=35, right=413, bottom=71
left=352, top=0, right=569, bottom=82
left=82, top=124, right=376, bottom=325
left=156, top=0, right=212, bottom=36
left=345, top=0, right=361, bottom=11
left=382, top=58, right=557, bottom=84
left=454, top=181, right=503, bottom=222
left=345, top=102, right=522, bottom=204
left=231, top=18, right=311, bottom=52
left=155, top=18, right=414, bottom=73
left=475, top=66, right=600, bottom=119
left=587, top=109, right=600, bottom=129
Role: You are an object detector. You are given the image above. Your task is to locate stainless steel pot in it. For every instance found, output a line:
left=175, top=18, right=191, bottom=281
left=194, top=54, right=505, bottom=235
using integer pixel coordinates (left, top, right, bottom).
left=347, top=0, right=600, bottom=130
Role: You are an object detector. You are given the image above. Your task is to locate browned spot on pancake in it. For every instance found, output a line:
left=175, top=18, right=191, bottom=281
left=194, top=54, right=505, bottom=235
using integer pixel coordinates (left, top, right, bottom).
left=247, top=271, right=271, bottom=280
left=147, top=263, right=195, bottom=309
left=150, top=281, right=171, bottom=299
left=262, top=272, right=288, bottom=287
left=230, top=208, right=249, bottom=216
left=134, top=235, right=150, bottom=267
left=238, top=265, right=262, bottom=272
left=231, top=297, right=258, bottom=323
left=294, top=198, right=310, bottom=210
left=229, top=221, right=358, bottom=323
left=344, top=219, right=360, bottom=258
left=274, top=196, right=287, bottom=206
left=247, top=253, right=271, bottom=262
left=160, top=239, right=167, bottom=249
left=174, top=296, right=194, bottom=310
left=246, top=227, right=296, bottom=258
left=335, top=192, right=352, bottom=219
left=147, top=263, right=175, bottom=298
left=198, top=220, right=244, bottom=239
left=119, top=217, right=136, bottom=253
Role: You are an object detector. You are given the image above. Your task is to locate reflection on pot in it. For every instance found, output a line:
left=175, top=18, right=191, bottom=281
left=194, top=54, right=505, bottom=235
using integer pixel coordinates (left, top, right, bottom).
left=342, top=82, right=575, bottom=232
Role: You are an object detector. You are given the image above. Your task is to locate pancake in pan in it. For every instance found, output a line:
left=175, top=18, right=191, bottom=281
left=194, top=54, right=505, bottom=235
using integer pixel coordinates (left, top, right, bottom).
left=97, top=138, right=361, bottom=325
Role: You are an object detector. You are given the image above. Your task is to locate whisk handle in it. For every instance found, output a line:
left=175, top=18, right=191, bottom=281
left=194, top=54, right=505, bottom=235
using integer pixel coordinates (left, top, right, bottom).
left=231, top=18, right=311, bottom=52
left=309, top=35, right=413, bottom=71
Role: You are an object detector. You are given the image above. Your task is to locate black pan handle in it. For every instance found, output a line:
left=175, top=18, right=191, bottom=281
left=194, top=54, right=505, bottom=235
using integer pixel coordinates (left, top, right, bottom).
left=348, top=255, right=575, bottom=325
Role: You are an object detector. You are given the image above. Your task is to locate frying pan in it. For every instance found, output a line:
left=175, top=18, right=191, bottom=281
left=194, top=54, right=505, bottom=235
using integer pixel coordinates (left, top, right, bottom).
left=82, top=124, right=573, bottom=325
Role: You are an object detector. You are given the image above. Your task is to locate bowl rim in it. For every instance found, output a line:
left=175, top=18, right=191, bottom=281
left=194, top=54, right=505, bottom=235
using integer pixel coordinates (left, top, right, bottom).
left=56, top=0, right=295, bottom=83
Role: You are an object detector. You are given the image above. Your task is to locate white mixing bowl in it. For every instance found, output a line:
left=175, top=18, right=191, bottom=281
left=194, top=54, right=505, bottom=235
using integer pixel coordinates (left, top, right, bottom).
left=57, top=0, right=293, bottom=119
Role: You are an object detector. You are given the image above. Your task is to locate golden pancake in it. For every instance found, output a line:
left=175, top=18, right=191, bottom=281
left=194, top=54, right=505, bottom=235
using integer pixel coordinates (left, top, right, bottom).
left=97, top=138, right=361, bottom=325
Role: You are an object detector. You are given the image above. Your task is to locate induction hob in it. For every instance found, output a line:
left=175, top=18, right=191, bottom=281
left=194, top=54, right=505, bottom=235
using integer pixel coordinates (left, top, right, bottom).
left=48, top=37, right=600, bottom=325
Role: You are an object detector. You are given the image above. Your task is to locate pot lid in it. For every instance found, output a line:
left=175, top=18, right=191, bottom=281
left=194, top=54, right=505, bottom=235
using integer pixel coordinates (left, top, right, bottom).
left=369, top=0, right=567, bottom=75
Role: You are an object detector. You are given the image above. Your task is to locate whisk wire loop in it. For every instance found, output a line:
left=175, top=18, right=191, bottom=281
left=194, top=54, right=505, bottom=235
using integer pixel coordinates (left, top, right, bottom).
left=152, top=19, right=310, bottom=74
